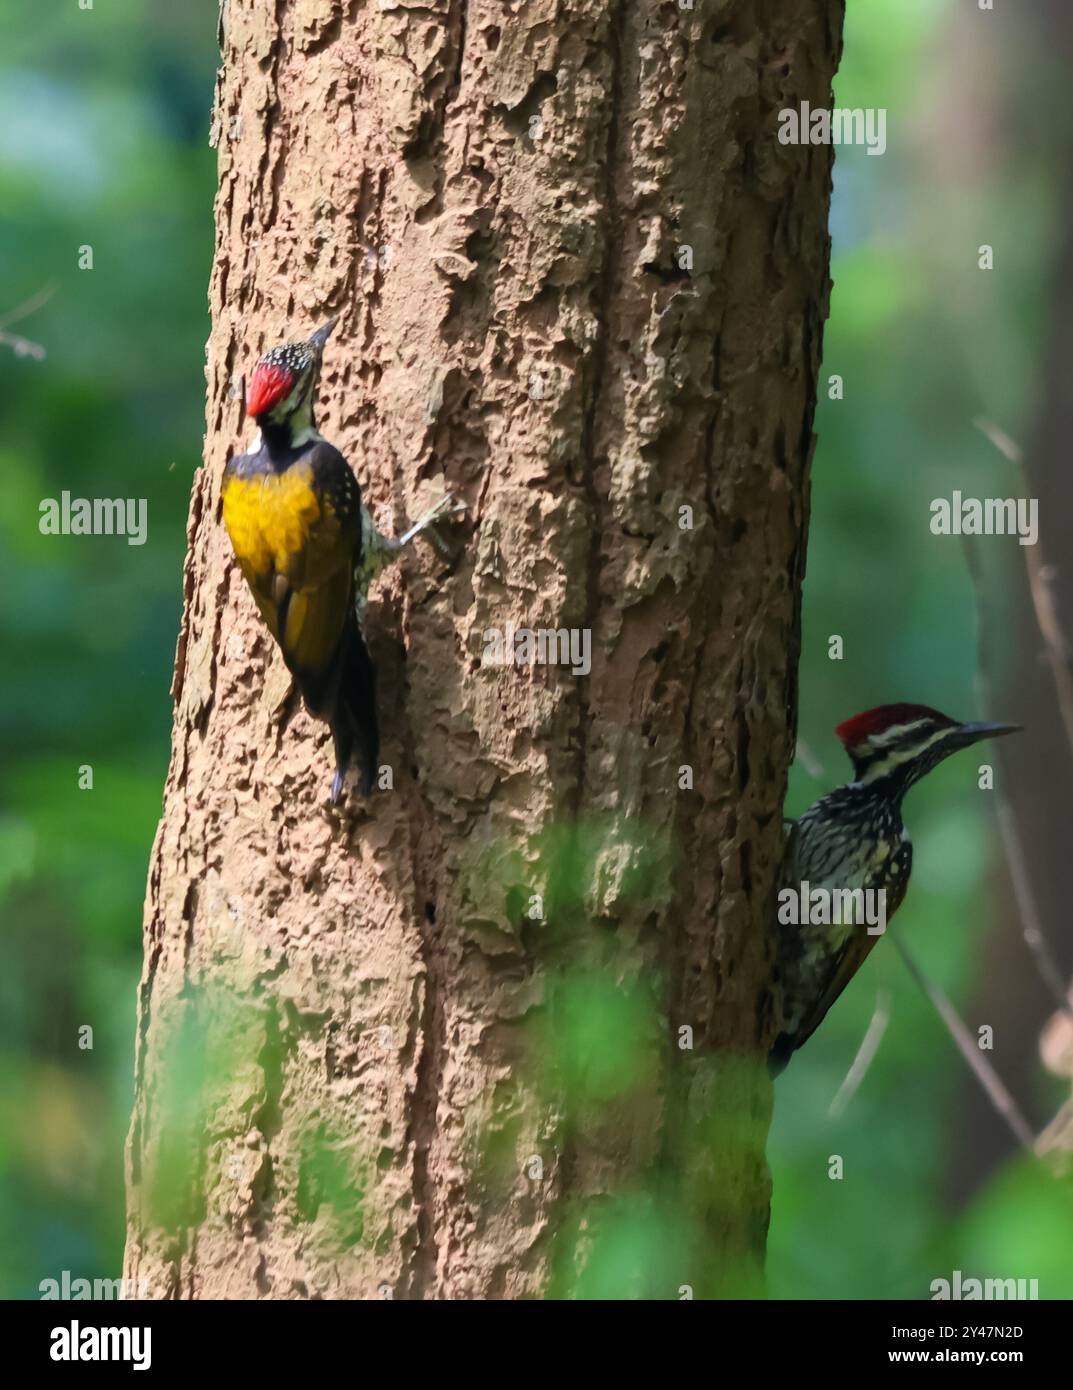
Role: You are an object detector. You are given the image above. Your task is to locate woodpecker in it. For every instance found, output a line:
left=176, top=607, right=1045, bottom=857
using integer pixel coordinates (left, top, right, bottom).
left=771, top=703, right=1021, bottom=1075
left=221, top=317, right=458, bottom=804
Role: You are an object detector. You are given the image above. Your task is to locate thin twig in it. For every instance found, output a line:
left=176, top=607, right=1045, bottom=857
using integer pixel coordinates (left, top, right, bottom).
left=0, top=330, right=46, bottom=360
left=975, top=416, right=1073, bottom=758
left=889, top=927, right=1036, bottom=1152
left=962, top=533, right=1073, bottom=1020
left=973, top=425, right=1073, bottom=1163
left=992, top=794, right=1073, bottom=1018
left=1023, top=545, right=1073, bottom=755
left=794, top=738, right=825, bottom=781
left=828, top=990, right=890, bottom=1119
left=0, top=281, right=56, bottom=332
left=0, top=282, right=56, bottom=360
left=973, top=416, right=1023, bottom=467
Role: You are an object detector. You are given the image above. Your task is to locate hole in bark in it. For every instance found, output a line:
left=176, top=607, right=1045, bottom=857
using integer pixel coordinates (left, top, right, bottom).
left=485, top=25, right=501, bottom=49
left=705, top=18, right=738, bottom=46
left=442, top=228, right=498, bottom=344
left=774, top=423, right=788, bottom=471
left=737, top=712, right=750, bottom=791
left=465, top=226, right=493, bottom=261
left=652, top=641, right=669, bottom=662
left=642, top=260, right=689, bottom=284
left=402, top=110, right=439, bottom=161
left=499, top=72, right=558, bottom=138
left=740, top=841, right=753, bottom=893
left=424, top=901, right=436, bottom=924
left=518, top=282, right=561, bottom=331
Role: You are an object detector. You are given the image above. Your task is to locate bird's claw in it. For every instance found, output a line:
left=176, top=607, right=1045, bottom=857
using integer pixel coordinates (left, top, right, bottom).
left=396, top=492, right=465, bottom=547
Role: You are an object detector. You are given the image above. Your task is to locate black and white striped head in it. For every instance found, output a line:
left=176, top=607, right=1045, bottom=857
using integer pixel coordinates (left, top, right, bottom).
left=245, top=317, right=338, bottom=425
left=835, top=703, right=1021, bottom=789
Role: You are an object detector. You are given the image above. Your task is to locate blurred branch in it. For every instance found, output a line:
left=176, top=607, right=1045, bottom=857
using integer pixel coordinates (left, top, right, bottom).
left=1023, top=546, right=1073, bottom=753
left=972, top=415, right=1073, bottom=1170
left=972, top=417, right=1022, bottom=468
left=975, top=417, right=1073, bottom=755
left=1037, top=1011, right=1073, bottom=1173
left=793, top=737, right=825, bottom=781
left=889, top=927, right=1037, bottom=1152
left=962, top=527, right=1073, bottom=1021
left=993, top=791, right=1073, bottom=1020
left=0, top=282, right=56, bottom=330
left=1035, top=1102, right=1073, bottom=1174
left=0, top=282, right=56, bottom=360
left=828, top=989, right=890, bottom=1119
left=0, top=330, right=47, bottom=361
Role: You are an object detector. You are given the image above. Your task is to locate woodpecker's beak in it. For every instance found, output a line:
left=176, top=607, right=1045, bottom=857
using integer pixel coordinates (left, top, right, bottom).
left=954, top=720, right=1023, bottom=747
left=307, top=316, right=339, bottom=352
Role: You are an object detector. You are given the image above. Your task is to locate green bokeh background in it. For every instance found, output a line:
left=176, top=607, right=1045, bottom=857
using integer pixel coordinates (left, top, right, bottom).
left=2, top=0, right=1070, bottom=1298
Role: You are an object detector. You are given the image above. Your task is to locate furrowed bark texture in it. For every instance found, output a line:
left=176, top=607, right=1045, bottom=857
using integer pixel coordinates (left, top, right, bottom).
left=125, top=0, right=842, bottom=1299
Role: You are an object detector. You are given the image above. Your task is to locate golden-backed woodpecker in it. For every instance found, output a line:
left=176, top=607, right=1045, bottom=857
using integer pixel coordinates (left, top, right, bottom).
left=771, top=703, right=1021, bottom=1074
left=221, top=317, right=458, bottom=804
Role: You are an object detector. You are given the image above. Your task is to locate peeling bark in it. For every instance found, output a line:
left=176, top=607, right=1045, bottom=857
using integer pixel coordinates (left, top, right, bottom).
left=125, top=0, right=843, bottom=1299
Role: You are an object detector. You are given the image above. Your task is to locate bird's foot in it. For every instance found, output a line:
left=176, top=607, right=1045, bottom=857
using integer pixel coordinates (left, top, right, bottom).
left=356, top=494, right=466, bottom=608
left=395, top=492, right=465, bottom=548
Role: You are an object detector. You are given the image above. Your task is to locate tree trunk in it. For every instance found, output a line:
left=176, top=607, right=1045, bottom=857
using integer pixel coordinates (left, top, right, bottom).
left=124, top=0, right=842, bottom=1299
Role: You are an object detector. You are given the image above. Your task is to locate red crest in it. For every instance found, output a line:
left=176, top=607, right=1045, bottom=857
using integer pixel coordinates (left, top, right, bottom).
left=245, top=362, right=295, bottom=418
left=835, top=704, right=955, bottom=747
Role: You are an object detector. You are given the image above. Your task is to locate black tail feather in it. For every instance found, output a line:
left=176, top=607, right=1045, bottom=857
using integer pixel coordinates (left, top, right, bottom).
left=767, top=1032, right=796, bottom=1078
left=329, top=618, right=379, bottom=802
left=295, top=615, right=379, bottom=803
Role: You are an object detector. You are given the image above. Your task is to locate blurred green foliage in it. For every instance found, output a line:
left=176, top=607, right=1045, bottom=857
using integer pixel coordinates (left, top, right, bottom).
left=542, top=970, right=661, bottom=1105
left=137, top=984, right=369, bottom=1252
left=0, top=0, right=217, bottom=1297
left=1, top=0, right=1070, bottom=1300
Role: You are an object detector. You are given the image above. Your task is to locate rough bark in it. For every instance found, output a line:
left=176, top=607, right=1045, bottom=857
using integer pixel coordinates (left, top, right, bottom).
left=124, top=0, right=842, bottom=1299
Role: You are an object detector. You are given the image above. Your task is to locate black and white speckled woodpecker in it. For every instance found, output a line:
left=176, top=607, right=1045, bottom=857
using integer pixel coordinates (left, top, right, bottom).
left=770, top=703, right=1021, bottom=1075
left=221, top=317, right=459, bottom=804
